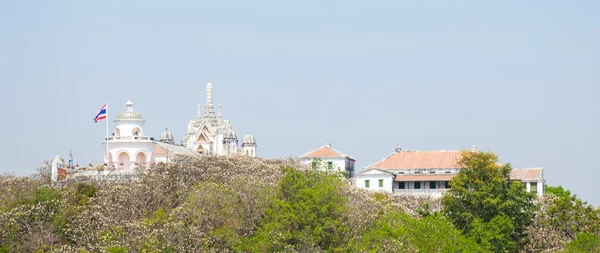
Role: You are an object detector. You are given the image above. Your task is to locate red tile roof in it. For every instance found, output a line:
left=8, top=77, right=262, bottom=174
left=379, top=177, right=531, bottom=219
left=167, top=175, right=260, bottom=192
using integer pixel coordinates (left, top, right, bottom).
left=154, top=144, right=169, bottom=155
left=368, top=150, right=462, bottom=170
left=510, top=168, right=543, bottom=181
left=300, top=145, right=354, bottom=160
left=394, top=174, right=454, bottom=181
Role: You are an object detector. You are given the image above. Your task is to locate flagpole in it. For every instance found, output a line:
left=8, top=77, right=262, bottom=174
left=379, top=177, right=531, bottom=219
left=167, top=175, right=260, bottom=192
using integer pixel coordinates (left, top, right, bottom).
left=105, top=101, right=109, bottom=166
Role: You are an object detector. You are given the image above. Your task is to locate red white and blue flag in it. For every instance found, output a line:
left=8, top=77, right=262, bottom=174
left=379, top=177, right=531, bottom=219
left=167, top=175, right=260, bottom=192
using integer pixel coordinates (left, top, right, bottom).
left=94, top=104, right=107, bottom=123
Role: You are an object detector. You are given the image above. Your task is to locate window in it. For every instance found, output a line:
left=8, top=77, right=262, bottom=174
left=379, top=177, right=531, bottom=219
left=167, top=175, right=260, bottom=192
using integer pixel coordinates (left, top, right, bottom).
left=444, top=181, right=450, bottom=189
left=430, top=171, right=436, bottom=174
left=414, top=182, right=421, bottom=189
left=327, top=161, right=333, bottom=170
left=445, top=171, right=451, bottom=174
left=379, top=180, right=384, bottom=188
left=414, top=171, right=421, bottom=174
left=430, top=181, right=436, bottom=189
left=365, top=180, right=370, bottom=188
left=531, top=182, right=537, bottom=193
left=398, top=171, right=404, bottom=174
left=398, top=182, right=405, bottom=189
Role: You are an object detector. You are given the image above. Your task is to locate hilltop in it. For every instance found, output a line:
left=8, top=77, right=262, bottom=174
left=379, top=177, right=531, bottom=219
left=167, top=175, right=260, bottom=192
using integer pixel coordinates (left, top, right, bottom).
left=0, top=155, right=598, bottom=252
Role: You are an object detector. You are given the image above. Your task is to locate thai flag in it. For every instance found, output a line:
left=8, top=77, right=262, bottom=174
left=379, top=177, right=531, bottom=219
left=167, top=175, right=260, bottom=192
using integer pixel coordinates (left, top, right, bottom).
left=94, top=104, right=107, bottom=123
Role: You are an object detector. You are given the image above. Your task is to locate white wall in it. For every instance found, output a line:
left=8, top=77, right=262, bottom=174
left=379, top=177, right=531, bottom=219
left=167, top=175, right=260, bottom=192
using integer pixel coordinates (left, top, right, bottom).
left=354, top=174, right=394, bottom=192
left=105, top=141, right=155, bottom=169
left=300, top=157, right=350, bottom=174
left=525, top=180, right=544, bottom=196
left=115, top=121, right=145, bottom=137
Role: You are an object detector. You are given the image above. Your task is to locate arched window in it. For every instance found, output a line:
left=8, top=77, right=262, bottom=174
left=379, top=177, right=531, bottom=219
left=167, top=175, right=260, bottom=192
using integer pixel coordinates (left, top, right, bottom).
left=118, top=152, right=130, bottom=169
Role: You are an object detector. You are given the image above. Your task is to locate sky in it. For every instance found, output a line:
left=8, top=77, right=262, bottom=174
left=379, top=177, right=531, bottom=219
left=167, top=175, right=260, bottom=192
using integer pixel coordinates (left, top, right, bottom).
left=0, top=1, right=598, bottom=204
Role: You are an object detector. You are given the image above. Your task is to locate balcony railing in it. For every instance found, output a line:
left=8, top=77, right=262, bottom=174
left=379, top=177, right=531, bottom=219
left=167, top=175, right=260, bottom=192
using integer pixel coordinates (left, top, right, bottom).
left=393, top=188, right=449, bottom=195
left=105, top=136, right=154, bottom=141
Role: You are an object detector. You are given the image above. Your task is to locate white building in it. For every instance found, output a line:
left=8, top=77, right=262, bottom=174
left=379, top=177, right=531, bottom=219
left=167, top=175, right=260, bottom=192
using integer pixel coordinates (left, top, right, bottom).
left=353, top=146, right=545, bottom=197
left=103, top=101, right=197, bottom=170
left=299, top=143, right=356, bottom=177
left=181, top=82, right=257, bottom=157
left=102, top=82, right=256, bottom=171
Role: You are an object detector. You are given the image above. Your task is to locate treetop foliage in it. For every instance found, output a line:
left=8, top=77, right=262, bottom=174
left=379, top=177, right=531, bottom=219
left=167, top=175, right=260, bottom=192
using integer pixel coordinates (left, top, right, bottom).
left=0, top=153, right=598, bottom=252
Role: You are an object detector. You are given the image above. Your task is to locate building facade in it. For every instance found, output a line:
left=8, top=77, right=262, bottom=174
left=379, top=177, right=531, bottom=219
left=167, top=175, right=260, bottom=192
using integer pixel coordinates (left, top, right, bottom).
left=299, top=143, right=356, bottom=177
left=181, top=82, right=257, bottom=157
left=353, top=146, right=545, bottom=197
left=102, top=82, right=257, bottom=170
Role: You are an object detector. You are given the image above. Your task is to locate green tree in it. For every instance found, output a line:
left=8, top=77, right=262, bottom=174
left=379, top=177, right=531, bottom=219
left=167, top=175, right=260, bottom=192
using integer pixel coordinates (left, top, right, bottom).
left=542, top=185, right=599, bottom=240
left=353, top=210, right=488, bottom=252
left=239, top=167, right=350, bottom=252
left=545, top=185, right=572, bottom=199
left=441, top=151, right=536, bottom=252
left=562, top=233, right=600, bottom=253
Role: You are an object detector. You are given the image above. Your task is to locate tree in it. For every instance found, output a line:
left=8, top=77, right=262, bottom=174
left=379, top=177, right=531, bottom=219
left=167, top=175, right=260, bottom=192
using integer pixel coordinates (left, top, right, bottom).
left=525, top=185, right=600, bottom=251
left=562, top=233, right=600, bottom=253
left=352, top=210, right=488, bottom=252
left=441, top=151, right=536, bottom=252
left=239, top=167, right=350, bottom=252
left=545, top=185, right=572, bottom=199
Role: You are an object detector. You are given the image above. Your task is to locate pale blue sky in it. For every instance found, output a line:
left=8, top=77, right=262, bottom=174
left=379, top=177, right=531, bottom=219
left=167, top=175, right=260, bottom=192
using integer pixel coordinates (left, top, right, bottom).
left=0, top=1, right=598, bottom=204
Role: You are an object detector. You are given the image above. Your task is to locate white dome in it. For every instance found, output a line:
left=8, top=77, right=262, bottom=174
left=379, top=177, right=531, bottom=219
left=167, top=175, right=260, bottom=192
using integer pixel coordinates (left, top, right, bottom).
left=160, top=128, right=174, bottom=143
left=242, top=133, right=256, bottom=145
left=116, top=100, right=144, bottom=121
left=225, top=129, right=237, bottom=139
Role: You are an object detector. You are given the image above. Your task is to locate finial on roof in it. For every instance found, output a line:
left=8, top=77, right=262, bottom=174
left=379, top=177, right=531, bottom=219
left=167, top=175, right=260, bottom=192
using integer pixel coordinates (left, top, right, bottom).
left=197, top=104, right=202, bottom=119
left=471, top=143, right=478, bottom=152
left=125, top=100, right=133, bottom=111
left=325, top=142, right=331, bottom=148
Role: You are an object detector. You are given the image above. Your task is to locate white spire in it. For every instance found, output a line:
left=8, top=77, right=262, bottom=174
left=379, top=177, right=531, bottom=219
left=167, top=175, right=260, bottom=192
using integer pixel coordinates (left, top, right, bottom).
left=218, top=104, right=223, bottom=119
left=205, top=82, right=216, bottom=118
left=196, top=104, right=202, bottom=119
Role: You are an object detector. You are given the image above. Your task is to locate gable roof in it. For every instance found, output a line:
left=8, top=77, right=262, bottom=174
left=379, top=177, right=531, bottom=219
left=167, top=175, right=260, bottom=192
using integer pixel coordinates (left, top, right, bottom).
left=510, top=167, right=543, bottom=181
left=154, top=142, right=199, bottom=156
left=367, top=150, right=462, bottom=170
left=356, top=168, right=396, bottom=176
left=300, top=145, right=355, bottom=161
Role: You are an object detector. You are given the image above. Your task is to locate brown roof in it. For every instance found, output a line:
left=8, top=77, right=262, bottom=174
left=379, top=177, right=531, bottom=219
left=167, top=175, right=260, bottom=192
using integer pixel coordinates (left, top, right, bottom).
left=300, top=145, right=354, bottom=160
left=510, top=168, right=543, bottom=181
left=368, top=150, right=462, bottom=170
left=153, top=144, right=169, bottom=155
left=395, top=174, right=454, bottom=181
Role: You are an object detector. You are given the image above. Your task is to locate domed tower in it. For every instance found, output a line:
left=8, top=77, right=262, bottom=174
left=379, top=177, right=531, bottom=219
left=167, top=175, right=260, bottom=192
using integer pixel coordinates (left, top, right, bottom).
left=222, top=128, right=238, bottom=155
left=114, top=100, right=145, bottom=137
left=242, top=133, right=257, bottom=157
left=160, top=128, right=174, bottom=144
left=105, top=100, right=154, bottom=170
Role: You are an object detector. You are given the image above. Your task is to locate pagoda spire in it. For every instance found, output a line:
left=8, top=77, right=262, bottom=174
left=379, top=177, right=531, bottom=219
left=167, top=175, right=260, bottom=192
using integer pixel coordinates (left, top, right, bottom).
left=205, top=82, right=216, bottom=118
left=196, top=104, right=202, bottom=119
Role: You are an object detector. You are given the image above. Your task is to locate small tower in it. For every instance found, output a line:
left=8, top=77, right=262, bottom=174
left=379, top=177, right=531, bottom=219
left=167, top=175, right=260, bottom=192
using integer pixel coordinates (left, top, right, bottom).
left=242, top=133, right=257, bottom=157
left=223, top=128, right=238, bottom=155
left=196, top=104, right=202, bottom=120
left=160, top=128, right=174, bottom=144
